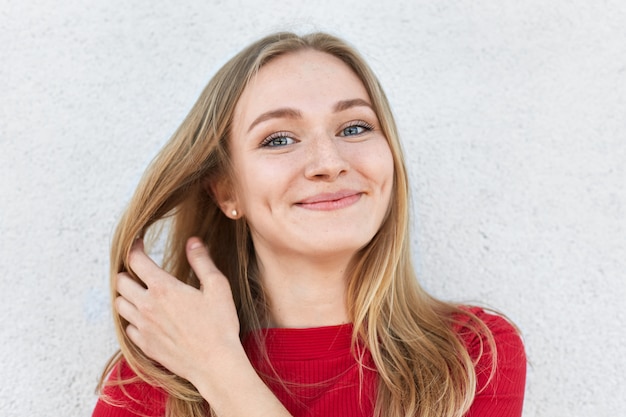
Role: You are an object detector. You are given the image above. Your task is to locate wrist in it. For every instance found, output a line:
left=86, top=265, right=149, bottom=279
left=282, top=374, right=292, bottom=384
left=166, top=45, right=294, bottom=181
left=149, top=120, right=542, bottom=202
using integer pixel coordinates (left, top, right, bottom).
left=192, top=346, right=291, bottom=417
left=190, top=341, right=247, bottom=393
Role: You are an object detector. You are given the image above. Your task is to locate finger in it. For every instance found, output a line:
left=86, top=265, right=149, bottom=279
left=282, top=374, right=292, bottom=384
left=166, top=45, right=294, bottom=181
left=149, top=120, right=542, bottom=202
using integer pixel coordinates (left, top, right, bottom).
left=186, top=237, right=221, bottom=288
left=116, top=272, right=147, bottom=302
left=128, top=238, right=170, bottom=288
left=125, top=322, right=144, bottom=350
left=115, top=295, right=142, bottom=328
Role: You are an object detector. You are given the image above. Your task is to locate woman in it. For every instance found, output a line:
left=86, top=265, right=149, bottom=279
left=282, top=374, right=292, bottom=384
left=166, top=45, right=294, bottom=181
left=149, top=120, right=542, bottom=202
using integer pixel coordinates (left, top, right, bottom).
left=93, top=32, right=526, bottom=417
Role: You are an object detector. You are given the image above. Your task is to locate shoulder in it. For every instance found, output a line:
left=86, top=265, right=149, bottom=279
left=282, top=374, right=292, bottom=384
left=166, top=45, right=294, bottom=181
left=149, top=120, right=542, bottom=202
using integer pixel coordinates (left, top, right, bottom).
left=454, top=306, right=526, bottom=361
left=454, top=306, right=527, bottom=416
left=92, top=360, right=167, bottom=417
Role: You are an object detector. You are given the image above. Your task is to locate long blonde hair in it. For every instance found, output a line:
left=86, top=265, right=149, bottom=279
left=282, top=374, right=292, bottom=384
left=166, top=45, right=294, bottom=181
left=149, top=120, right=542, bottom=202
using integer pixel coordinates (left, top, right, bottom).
left=98, top=31, right=495, bottom=417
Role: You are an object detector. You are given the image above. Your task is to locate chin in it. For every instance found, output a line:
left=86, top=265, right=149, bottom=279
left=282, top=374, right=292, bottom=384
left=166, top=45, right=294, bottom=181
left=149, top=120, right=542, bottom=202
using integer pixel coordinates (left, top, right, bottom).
left=307, top=236, right=375, bottom=257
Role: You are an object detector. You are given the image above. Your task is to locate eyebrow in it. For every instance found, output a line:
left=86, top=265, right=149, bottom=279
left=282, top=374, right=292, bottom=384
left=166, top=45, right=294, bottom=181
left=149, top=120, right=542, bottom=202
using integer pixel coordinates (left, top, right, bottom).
left=246, top=98, right=374, bottom=133
left=333, top=98, right=373, bottom=113
left=247, top=108, right=302, bottom=133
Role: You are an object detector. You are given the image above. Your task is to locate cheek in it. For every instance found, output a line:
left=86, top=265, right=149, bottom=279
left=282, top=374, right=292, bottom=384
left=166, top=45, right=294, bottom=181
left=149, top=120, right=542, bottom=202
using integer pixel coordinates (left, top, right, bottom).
left=374, top=144, right=396, bottom=227
left=382, top=157, right=396, bottom=206
left=234, top=157, right=293, bottom=213
left=371, top=142, right=396, bottom=215
left=366, top=139, right=395, bottom=189
left=382, top=145, right=395, bottom=181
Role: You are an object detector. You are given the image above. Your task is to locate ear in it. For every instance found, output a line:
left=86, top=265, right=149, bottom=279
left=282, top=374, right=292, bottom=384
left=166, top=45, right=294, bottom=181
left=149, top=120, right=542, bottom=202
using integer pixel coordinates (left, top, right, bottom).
left=204, top=176, right=241, bottom=219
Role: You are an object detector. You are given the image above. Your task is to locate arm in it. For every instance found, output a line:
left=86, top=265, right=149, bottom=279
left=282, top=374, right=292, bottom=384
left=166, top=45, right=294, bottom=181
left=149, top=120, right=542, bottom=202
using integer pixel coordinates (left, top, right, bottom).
left=114, top=238, right=292, bottom=417
left=464, top=310, right=527, bottom=417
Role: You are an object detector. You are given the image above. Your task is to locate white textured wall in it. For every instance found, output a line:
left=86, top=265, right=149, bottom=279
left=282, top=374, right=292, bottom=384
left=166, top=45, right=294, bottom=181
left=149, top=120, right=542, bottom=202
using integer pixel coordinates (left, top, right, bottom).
left=1, top=1, right=625, bottom=416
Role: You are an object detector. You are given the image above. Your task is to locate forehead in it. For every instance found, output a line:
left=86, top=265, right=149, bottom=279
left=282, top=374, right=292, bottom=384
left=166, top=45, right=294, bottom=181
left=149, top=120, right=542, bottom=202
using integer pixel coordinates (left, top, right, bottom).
left=233, top=50, right=371, bottom=125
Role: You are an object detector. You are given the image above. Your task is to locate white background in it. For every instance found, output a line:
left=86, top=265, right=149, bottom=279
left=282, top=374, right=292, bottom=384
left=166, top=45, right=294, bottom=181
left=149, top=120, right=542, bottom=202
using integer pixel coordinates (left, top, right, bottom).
left=1, top=1, right=625, bottom=416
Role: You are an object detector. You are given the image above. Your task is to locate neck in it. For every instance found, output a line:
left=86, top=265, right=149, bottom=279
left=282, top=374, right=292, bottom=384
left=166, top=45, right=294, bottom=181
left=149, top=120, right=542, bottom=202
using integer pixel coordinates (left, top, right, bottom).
left=255, top=250, right=351, bottom=329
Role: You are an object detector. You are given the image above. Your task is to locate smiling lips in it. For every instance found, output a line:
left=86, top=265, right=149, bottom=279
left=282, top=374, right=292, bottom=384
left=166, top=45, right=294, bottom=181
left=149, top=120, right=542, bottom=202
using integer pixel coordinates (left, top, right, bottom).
left=296, top=190, right=363, bottom=211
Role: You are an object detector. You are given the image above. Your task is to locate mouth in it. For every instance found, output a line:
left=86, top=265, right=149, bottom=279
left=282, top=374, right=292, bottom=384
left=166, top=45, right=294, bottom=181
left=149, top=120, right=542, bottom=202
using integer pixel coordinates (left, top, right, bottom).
left=296, top=190, right=363, bottom=211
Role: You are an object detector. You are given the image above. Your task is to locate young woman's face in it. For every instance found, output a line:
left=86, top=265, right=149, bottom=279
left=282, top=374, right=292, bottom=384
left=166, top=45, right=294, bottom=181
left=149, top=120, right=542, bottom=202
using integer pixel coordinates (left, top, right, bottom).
left=225, top=50, right=394, bottom=262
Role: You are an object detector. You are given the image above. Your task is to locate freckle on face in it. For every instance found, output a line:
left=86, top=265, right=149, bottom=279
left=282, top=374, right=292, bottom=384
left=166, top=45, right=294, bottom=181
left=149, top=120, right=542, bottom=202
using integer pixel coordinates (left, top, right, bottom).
left=225, top=50, right=395, bottom=261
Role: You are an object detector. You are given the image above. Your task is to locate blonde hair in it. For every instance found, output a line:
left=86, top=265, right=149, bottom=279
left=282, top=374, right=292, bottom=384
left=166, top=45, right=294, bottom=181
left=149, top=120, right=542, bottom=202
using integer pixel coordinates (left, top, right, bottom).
left=98, top=31, right=495, bottom=417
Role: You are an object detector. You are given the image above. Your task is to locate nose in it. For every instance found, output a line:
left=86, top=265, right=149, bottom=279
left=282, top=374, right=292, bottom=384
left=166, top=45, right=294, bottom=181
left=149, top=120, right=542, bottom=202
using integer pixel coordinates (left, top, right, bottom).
left=304, top=133, right=349, bottom=181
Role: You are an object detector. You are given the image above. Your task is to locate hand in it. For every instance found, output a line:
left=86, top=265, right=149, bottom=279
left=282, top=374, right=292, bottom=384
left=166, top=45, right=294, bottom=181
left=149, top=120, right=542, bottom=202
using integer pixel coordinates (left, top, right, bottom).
left=115, top=237, right=242, bottom=386
left=116, top=237, right=294, bottom=417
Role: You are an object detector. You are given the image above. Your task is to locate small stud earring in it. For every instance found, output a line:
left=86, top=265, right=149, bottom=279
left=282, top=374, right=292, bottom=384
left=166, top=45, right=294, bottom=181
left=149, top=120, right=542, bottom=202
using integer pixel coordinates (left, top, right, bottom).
left=231, top=209, right=238, bottom=217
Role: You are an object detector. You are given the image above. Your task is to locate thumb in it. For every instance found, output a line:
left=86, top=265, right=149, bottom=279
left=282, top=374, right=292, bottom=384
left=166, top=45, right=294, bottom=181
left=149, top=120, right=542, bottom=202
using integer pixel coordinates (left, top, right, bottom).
left=186, top=237, right=222, bottom=289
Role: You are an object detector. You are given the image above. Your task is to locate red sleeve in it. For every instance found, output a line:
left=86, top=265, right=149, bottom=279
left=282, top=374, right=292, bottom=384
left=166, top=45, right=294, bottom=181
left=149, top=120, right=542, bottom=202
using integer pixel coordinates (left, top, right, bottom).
left=92, top=360, right=167, bottom=417
left=459, top=308, right=527, bottom=417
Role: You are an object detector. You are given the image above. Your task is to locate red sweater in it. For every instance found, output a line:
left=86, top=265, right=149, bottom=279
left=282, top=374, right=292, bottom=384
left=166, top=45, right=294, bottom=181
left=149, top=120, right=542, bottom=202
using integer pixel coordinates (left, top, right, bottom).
left=93, top=308, right=526, bottom=417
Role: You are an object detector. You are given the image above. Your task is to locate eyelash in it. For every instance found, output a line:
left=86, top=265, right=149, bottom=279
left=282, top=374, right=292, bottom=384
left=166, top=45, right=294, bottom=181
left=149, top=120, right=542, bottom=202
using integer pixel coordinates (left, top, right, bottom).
left=259, top=120, right=375, bottom=148
left=260, top=131, right=294, bottom=147
left=341, top=120, right=374, bottom=136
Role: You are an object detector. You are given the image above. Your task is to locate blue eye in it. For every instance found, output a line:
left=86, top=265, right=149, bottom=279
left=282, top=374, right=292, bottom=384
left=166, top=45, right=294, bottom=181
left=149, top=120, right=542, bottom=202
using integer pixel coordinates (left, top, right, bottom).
left=261, top=133, right=296, bottom=147
left=342, top=126, right=364, bottom=136
left=340, top=122, right=373, bottom=137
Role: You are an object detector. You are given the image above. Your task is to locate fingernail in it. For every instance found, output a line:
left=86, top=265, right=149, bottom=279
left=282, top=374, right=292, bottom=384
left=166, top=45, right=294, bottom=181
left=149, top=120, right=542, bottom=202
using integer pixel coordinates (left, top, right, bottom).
left=189, top=239, right=202, bottom=250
